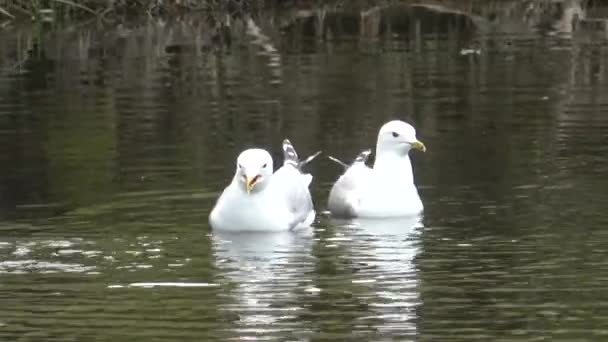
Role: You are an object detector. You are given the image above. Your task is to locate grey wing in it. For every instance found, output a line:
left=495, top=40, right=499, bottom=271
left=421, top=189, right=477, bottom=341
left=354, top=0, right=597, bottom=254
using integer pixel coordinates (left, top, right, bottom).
left=272, top=166, right=315, bottom=228
left=328, top=164, right=373, bottom=218
left=327, top=149, right=373, bottom=218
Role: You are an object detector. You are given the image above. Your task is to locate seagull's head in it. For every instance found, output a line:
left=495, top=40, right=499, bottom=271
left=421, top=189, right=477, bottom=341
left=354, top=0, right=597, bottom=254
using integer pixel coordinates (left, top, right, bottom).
left=235, top=148, right=274, bottom=194
left=376, top=120, right=426, bottom=156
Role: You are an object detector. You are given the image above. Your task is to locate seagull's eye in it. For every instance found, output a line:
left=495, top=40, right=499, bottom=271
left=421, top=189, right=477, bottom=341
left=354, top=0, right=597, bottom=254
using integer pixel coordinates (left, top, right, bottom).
left=262, top=163, right=267, bottom=169
left=392, top=132, right=400, bottom=138
left=238, top=164, right=243, bottom=169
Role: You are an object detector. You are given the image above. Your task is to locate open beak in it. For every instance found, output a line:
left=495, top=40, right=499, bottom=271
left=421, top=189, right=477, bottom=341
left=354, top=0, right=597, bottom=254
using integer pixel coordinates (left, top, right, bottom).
left=245, top=175, right=261, bottom=194
left=411, top=140, right=427, bottom=152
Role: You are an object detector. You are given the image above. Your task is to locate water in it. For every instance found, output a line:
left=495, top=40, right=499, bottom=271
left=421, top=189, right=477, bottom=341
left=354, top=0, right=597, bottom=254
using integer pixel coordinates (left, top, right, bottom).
left=1, top=2, right=608, bottom=340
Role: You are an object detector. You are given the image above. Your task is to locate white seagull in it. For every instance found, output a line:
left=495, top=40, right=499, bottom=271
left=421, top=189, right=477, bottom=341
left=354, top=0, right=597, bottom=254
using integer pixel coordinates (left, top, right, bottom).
left=209, top=140, right=320, bottom=232
left=328, top=120, right=426, bottom=218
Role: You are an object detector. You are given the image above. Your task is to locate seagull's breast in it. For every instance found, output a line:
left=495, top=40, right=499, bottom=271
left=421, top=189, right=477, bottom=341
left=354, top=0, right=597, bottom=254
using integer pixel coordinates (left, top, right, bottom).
left=352, top=166, right=423, bottom=218
left=210, top=186, right=293, bottom=232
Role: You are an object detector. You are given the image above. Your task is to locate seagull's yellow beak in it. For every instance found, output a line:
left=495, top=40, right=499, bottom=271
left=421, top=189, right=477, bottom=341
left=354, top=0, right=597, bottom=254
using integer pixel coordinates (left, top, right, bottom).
left=411, top=140, right=426, bottom=152
left=246, top=175, right=261, bottom=194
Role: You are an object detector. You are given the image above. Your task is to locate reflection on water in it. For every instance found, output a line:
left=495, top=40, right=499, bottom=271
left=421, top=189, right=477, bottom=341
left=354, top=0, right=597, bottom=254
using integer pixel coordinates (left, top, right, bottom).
left=213, top=229, right=314, bottom=337
left=329, top=216, right=423, bottom=337
left=1, top=0, right=608, bottom=340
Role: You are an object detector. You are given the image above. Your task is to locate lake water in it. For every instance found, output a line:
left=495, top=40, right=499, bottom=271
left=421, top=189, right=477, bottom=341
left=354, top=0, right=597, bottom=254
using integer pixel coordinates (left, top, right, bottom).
left=1, top=2, right=608, bottom=341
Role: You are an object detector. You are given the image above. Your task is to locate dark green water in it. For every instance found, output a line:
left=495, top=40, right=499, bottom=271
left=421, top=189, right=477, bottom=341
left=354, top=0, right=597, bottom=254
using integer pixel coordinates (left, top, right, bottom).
left=2, top=3, right=608, bottom=341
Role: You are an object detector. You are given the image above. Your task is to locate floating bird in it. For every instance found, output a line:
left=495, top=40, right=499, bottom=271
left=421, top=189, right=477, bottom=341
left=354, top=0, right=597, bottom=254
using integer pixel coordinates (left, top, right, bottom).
left=209, top=140, right=320, bottom=232
left=328, top=120, right=425, bottom=218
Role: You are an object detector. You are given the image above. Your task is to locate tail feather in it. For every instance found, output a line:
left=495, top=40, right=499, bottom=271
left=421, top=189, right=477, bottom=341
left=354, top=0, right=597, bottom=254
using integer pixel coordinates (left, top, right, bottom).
left=328, top=155, right=349, bottom=168
left=299, top=150, right=322, bottom=168
left=282, top=139, right=321, bottom=170
left=329, top=149, right=372, bottom=169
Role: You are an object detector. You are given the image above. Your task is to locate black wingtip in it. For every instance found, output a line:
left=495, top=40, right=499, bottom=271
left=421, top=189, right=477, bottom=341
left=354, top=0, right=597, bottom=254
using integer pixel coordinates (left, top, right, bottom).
left=283, top=138, right=322, bottom=170
left=282, top=139, right=299, bottom=167
left=328, top=149, right=371, bottom=169
left=354, top=149, right=372, bottom=164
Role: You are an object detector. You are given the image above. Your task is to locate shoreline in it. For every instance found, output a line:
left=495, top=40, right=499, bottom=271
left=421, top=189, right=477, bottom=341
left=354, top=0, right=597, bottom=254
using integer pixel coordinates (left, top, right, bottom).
left=0, top=0, right=599, bottom=26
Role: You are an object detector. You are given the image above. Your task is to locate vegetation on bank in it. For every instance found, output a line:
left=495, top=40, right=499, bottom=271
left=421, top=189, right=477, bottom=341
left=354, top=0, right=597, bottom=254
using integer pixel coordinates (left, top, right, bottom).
left=0, top=0, right=261, bottom=22
left=0, top=0, right=600, bottom=26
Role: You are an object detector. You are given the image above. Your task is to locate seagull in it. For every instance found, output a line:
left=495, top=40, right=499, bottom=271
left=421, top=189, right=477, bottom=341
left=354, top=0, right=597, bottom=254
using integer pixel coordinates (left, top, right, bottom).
left=328, top=120, right=426, bottom=218
left=209, top=140, right=320, bottom=232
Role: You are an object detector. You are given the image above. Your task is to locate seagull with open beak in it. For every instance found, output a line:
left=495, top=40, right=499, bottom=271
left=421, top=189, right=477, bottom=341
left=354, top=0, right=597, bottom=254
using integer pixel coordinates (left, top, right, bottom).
left=209, top=140, right=320, bottom=232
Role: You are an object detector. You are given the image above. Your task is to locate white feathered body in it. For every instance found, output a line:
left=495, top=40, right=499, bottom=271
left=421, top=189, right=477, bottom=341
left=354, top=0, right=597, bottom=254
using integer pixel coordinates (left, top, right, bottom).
left=328, top=154, right=423, bottom=218
left=210, top=165, right=315, bottom=232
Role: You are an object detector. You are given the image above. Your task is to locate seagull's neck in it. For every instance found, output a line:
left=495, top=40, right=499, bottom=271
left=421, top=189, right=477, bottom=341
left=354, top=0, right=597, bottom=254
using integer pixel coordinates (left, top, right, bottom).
left=373, top=152, right=414, bottom=185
